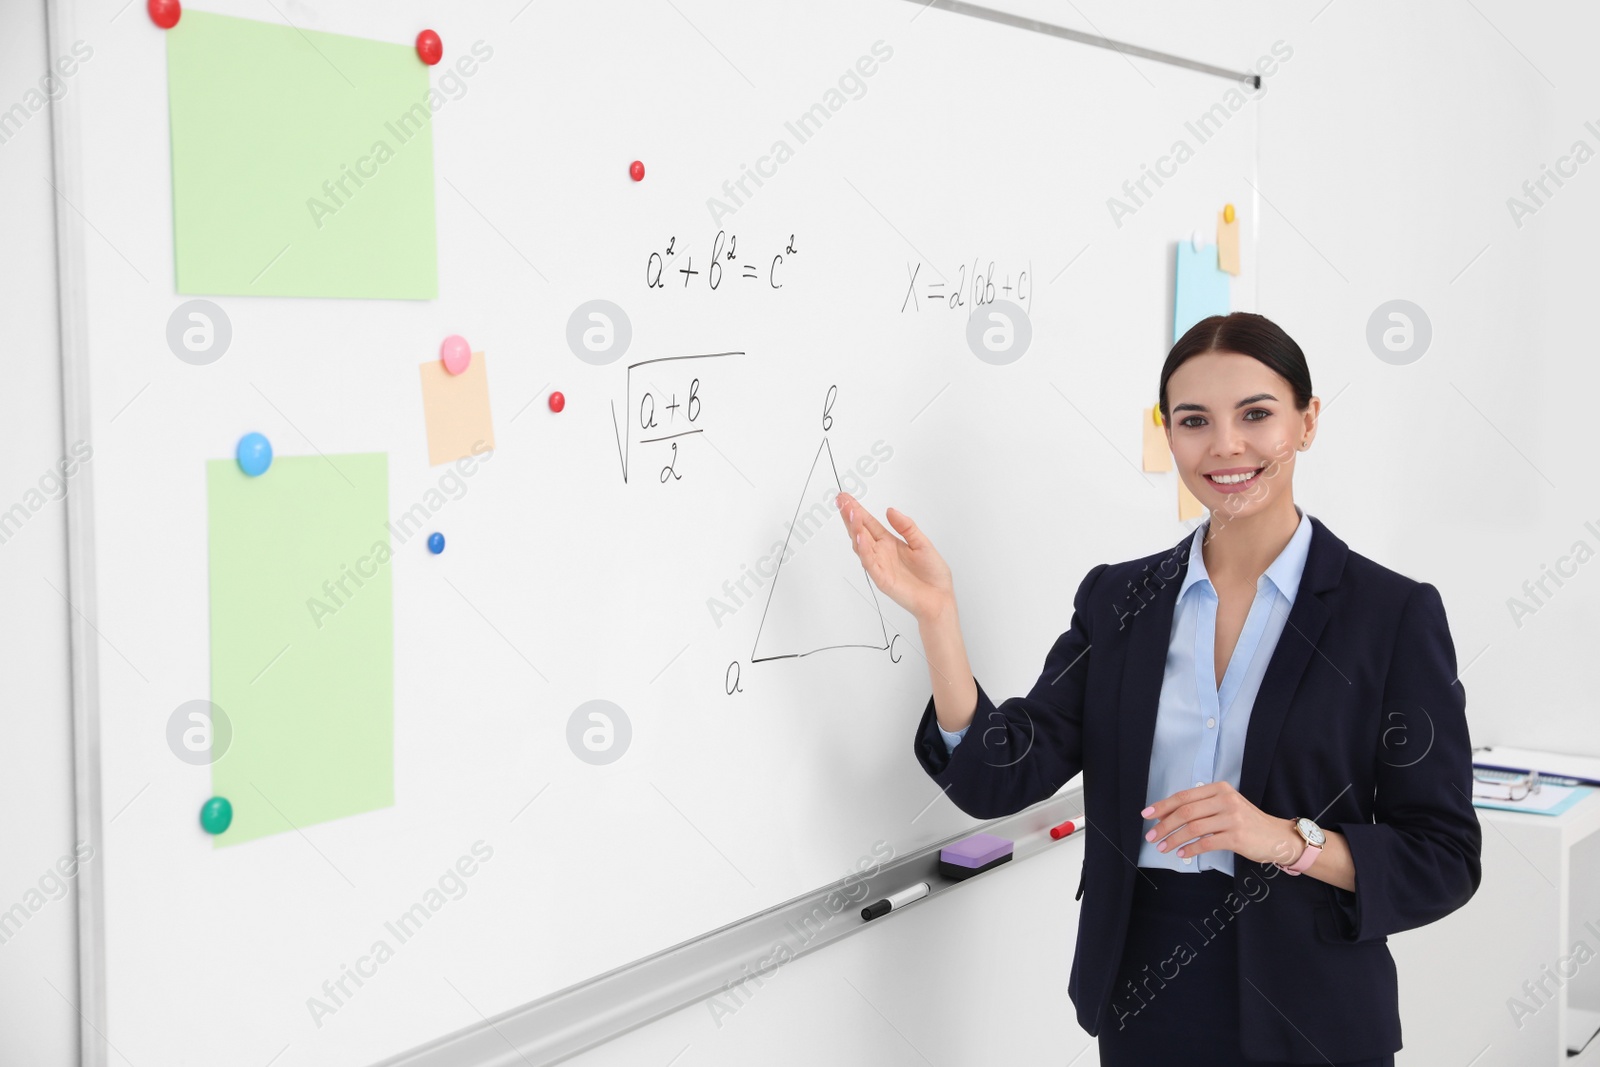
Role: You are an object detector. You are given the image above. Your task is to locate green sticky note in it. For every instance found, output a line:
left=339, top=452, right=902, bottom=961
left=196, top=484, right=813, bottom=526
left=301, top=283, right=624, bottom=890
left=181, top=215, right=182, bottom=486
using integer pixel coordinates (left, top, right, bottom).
left=167, top=11, right=438, bottom=299
left=207, top=454, right=394, bottom=846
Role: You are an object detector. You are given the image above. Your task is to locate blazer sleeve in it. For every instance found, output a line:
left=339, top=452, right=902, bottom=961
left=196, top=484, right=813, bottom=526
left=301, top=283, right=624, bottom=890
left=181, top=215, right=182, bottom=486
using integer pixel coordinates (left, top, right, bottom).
left=1326, top=581, right=1483, bottom=943
left=910, top=563, right=1106, bottom=820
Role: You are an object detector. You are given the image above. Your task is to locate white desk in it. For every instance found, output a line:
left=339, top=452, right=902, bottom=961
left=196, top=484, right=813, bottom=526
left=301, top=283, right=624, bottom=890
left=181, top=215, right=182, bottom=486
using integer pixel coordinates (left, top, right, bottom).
left=1391, top=787, right=1600, bottom=1065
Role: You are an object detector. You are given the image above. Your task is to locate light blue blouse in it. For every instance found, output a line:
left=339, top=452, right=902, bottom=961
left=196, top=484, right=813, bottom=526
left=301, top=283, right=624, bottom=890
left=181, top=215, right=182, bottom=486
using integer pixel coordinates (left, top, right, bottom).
left=939, top=505, right=1314, bottom=876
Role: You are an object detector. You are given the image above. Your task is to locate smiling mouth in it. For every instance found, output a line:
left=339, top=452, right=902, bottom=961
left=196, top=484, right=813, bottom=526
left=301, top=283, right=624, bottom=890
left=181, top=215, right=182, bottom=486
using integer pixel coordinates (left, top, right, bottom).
left=1204, top=465, right=1265, bottom=486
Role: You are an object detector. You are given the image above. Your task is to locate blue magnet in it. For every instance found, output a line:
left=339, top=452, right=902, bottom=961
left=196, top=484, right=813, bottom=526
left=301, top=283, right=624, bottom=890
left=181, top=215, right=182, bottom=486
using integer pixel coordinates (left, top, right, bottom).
left=427, top=532, right=445, bottom=554
left=236, top=432, right=272, bottom=477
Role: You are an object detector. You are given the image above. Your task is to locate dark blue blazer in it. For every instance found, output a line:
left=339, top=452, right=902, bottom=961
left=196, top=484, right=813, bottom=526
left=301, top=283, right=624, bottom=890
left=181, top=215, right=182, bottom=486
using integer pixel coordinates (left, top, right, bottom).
left=912, top=515, right=1481, bottom=1063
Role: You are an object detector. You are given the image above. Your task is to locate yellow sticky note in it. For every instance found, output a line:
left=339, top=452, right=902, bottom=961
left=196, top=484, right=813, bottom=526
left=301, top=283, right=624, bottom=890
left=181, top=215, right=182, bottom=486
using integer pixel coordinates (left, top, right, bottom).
left=1217, top=210, right=1241, bottom=275
left=420, top=354, right=496, bottom=466
left=1178, top=476, right=1205, bottom=521
left=1142, top=407, right=1171, bottom=472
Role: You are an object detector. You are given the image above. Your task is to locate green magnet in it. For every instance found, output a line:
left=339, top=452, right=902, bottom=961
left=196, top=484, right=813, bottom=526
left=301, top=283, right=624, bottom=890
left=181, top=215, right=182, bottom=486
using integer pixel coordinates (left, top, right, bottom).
left=199, top=796, right=233, bottom=835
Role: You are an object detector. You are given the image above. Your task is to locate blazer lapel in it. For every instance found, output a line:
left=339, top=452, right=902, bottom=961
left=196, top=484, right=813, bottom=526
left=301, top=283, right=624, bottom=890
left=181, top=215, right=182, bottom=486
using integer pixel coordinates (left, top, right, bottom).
left=1237, top=516, right=1345, bottom=807
left=1115, top=531, right=1191, bottom=863
left=1112, top=516, right=1348, bottom=866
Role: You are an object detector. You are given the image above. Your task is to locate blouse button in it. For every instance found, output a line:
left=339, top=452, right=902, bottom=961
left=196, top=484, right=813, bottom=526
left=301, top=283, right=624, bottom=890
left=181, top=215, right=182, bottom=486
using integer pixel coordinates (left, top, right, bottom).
left=1206, top=716, right=1216, bottom=728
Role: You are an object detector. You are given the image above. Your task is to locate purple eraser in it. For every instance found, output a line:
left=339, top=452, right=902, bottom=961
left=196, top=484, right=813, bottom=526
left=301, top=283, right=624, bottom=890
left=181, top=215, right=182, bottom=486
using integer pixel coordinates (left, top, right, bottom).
left=940, top=832, right=1013, bottom=868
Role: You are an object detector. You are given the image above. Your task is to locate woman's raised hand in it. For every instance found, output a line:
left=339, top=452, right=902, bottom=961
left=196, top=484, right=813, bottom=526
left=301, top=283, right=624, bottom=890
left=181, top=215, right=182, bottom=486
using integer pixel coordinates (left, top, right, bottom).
left=836, top=492, right=954, bottom=623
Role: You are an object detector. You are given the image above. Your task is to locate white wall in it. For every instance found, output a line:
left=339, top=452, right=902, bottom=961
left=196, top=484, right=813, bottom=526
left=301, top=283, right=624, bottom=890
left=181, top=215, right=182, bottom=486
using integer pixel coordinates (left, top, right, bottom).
left=0, top=1, right=80, bottom=1064
left=6, top=1, right=1594, bottom=1064
left=1097, top=0, right=1595, bottom=756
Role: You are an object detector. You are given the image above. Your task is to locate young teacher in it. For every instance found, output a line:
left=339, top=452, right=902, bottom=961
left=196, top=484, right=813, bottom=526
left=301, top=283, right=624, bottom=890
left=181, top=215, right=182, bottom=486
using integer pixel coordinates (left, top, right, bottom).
left=836, top=312, right=1481, bottom=1066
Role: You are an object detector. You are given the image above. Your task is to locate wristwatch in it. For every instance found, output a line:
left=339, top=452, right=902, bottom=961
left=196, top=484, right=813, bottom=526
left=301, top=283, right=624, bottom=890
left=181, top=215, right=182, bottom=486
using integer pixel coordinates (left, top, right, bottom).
left=1276, top=816, right=1325, bottom=875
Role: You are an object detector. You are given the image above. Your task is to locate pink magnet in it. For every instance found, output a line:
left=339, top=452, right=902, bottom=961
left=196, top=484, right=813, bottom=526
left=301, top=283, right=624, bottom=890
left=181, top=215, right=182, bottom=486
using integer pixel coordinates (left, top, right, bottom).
left=440, top=335, right=471, bottom=375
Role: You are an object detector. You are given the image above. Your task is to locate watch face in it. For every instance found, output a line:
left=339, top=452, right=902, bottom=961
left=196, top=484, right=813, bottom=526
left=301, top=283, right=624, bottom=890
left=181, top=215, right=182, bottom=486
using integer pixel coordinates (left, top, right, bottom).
left=1298, top=818, right=1326, bottom=847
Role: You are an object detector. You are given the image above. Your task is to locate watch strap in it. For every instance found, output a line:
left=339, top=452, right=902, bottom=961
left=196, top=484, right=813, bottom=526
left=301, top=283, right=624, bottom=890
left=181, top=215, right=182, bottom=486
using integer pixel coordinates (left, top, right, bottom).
left=1276, top=817, right=1322, bottom=875
left=1279, top=839, right=1321, bottom=875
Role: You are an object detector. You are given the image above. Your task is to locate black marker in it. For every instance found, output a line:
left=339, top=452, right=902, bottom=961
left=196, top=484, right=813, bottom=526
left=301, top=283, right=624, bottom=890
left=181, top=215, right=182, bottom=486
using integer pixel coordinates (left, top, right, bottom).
left=861, top=882, right=929, bottom=921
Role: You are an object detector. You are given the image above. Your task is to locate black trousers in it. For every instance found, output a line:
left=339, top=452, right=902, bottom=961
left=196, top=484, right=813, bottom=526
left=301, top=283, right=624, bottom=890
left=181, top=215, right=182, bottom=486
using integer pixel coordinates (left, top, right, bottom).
left=1097, top=866, right=1395, bottom=1067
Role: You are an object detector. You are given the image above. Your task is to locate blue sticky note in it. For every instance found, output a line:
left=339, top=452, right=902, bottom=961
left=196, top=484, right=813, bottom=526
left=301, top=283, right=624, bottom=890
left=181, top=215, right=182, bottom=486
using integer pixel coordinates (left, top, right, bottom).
left=1174, top=243, right=1231, bottom=344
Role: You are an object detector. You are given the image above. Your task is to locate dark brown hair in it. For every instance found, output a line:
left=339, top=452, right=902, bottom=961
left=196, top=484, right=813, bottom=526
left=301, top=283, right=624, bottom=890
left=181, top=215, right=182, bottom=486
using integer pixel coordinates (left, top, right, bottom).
left=1158, top=312, right=1313, bottom=424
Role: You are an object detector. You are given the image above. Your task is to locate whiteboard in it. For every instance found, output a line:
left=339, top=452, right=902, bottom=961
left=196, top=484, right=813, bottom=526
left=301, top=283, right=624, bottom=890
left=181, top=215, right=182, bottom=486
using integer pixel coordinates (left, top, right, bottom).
left=53, top=0, right=1259, bottom=1063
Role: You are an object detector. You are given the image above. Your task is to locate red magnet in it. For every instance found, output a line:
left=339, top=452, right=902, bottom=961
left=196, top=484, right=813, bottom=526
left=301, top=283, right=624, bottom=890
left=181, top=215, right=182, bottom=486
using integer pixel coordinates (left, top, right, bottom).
left=416, top=29, right=443, bottom=66
left=148, top=0, right=181, bottom=28
left=629, top=160, right=645, bottom=182
left=548, top=391, right=565, bottom=413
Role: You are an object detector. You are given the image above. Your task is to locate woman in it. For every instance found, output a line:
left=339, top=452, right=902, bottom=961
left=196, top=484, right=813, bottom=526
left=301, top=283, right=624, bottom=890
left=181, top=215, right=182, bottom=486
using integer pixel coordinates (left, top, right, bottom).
left=836, top=312, right=1481, bottom=1066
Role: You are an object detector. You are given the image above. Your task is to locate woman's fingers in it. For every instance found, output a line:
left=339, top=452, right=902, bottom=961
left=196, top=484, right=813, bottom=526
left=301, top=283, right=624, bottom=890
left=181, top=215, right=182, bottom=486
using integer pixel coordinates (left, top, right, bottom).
left=836, top=492, right=888, bottom=544
left=835, top=492, right=855, bottom=526
left=853, top=502, right=896, bottom=545
left=837, top=493, right=894, bottom=573
left=838, top=493, right=934, bottom=614
left=835, top=492, right=863, bottom=545
left=836, top=492, right=912, bottom=585
left=884, top=507, right=926, bottom=551
left=857, top=538, right=888, bottom=581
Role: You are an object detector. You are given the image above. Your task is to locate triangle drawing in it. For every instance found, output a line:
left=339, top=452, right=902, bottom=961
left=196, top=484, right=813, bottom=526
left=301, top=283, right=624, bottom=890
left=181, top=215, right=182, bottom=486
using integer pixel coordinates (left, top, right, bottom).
left=752, top=437, right=890, bottom=663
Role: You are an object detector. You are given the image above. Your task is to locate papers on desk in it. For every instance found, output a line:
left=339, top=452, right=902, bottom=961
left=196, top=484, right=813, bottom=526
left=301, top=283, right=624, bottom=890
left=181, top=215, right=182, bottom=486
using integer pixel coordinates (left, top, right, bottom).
left=1472, top=745, right=1600, bottom=814
left=1470, top=778, right=1594, bottom=816
left=1473, top=745, right=1600, bottom=786
left=1472, top=748, right=1600, bottom=812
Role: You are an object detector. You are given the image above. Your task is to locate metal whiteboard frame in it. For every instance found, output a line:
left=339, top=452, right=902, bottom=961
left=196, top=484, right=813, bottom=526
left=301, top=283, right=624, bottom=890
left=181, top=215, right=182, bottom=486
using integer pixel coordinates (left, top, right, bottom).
left=372, top=792, right=1088, bottom=1067
left=43, top=2, right=1257, bottom=1064
left=907, top=0, right=1262, bottom=88
left=44, top=0, right=107, bottom=1064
